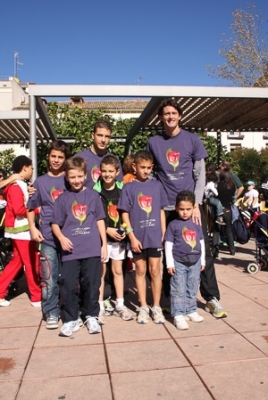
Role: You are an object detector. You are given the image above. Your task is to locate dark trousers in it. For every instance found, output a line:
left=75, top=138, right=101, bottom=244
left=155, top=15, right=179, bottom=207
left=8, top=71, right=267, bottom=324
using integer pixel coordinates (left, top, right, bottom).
left=163, top=205, right=220, bottom=302
left=60, top=257, right=101, bottom=322
left=212, top=208, right=235, bottom=255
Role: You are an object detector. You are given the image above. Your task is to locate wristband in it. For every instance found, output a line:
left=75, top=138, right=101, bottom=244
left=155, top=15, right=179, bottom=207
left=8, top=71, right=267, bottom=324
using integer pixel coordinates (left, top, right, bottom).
left=125, top=227, right=133, bottom=235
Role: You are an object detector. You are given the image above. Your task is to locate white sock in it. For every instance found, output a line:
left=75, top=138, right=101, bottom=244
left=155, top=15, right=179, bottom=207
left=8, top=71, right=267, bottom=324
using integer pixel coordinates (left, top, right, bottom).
left=99, top=301, right=104, bottom=311
left=116, top=298, right=124, bottom=308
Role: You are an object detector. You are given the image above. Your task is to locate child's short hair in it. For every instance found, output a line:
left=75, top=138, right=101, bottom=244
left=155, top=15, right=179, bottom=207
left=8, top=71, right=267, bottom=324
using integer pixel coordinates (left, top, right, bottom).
left=207, top=172, right=218, bottom=183
left=65, top=156, right=87, bottom=174
left=100, top=154, right=120, bottom=170
left=12, top=155, right=32, bottom=173
left=134, top=150, right=153, bottom=164
left=93, top=120, right=112, bottom=133
left=176, top=190, right=195, bottom=206
left=123, top=154, right=134, bottom=174
left=48, top=140, right=69, bottom=158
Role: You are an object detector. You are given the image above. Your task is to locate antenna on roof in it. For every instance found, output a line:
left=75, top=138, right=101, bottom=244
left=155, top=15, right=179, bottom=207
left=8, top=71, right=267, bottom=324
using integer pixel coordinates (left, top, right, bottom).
left=14, top=52, right=23, bottom=79
left=135, top=76, right=144, bottom=85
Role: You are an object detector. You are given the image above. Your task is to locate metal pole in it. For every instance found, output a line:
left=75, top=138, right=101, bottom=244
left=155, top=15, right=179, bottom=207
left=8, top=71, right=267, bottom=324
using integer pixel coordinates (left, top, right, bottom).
left=217, top=130, right=222, bottom=167
left=29, top=95, right=37, bottom=181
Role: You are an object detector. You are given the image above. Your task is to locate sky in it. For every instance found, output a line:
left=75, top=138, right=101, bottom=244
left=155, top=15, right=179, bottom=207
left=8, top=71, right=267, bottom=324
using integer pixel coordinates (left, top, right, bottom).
left=1, top=0, right=268, bottom=89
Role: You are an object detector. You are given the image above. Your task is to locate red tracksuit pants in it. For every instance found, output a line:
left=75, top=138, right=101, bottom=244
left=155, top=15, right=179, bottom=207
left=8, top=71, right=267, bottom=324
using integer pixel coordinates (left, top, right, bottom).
left=0, top=239, right=41, bottom=302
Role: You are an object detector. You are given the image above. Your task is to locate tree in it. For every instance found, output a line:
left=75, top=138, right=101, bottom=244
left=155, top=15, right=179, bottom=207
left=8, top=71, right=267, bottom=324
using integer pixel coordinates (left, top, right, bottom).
left=0, top=148, right=16, bottom=175
left=206, top=3, right=268, bottom=87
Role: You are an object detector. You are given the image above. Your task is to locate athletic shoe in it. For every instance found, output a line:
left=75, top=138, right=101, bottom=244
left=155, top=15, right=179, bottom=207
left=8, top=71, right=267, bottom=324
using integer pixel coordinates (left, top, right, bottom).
left=0, top=298, right=10, bottom=307
left=98, top=309, right=106, bottom=325
left=205, top=297, right=228, bottom=318
left=85, top=317, right=101, bottom=334
left=151, top=306, right=165, bottom=324
left=59, top=320, right=80, bottom=337
left=216, top=216, right=226, bottom=225
left=114, top=306, right=134, bottom=321
left=78, top=315, right=84, bottom=327
left=137, top=306, right=150, bottom=324
left=46, top=315, right=59, bottom=329
left=185, top=311, right=204, bottom=323
left=174, top=315, right=189, bottom=330
left=104, top=297, right=114, bottom=315
left=31, top=301, right=42, bottom=307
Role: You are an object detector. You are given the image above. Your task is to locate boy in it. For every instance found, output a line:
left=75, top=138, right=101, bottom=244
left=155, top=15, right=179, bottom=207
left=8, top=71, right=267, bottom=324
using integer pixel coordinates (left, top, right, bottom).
left=0, top=156, right=41, bottom=307
left=51, top=156, right=107, bottom=336
left=165, top=190, right=205, bottom=330
left=27, top=140, right=69, bottom=329
left=94, top=154, right=133, bottom=323
left=117, top=150, right=167, bottom=324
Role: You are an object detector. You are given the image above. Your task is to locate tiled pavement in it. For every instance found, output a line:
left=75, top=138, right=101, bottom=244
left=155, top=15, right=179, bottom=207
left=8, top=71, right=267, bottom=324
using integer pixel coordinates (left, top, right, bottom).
left=1, top=238, right=268, bottom=400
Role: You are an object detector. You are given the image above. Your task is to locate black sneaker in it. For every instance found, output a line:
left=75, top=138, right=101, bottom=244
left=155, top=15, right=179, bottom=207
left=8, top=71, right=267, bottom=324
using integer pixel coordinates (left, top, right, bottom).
left=216, top=216, right=226, bottom=225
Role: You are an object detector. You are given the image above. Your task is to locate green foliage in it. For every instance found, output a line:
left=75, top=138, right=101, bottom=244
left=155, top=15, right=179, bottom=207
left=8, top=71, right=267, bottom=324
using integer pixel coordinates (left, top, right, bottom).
left=0, top=148, right=16, bottom=175
left=199, top=134, right=230, bottom=165
left=206, top=3, right=268, bottom=87
left=230, top=147, right=264, bottom=187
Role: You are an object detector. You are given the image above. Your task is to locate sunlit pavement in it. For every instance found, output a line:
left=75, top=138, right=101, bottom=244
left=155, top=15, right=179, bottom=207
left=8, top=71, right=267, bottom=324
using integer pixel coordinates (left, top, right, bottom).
left=1, top=237, right=268, bottom=400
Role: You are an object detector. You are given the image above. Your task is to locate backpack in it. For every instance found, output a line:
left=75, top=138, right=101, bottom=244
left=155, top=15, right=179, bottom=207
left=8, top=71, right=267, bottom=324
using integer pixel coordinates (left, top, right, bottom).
left=232, top=212, right=251, bottom=244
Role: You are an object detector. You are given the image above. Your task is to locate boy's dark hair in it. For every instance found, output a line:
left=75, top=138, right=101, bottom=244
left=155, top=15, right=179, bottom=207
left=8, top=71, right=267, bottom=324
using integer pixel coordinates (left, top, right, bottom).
left=207, top=172, right=218, bottom=183
left=175, top=190, right=195, bottom=206
left=65, top=156, right=87, bottom=174
left=100, top=154, right=120, bottom=170
left=93, top=120, right=112, bottom=133
left=48, top=140, right=69, bottom=158
left=12, top=155, right=32, bottom=173
left=206, top=162, right=217, bottom=173
left=134, top=150, right=153, bottom=164
left=0, top=168, right=6, bottom=178
left=158, top=98, right=183, bottom=117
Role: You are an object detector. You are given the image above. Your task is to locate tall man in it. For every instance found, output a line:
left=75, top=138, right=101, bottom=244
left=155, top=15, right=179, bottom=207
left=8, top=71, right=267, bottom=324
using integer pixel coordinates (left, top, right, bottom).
left=147, top=98, right=227, bottom=318
left=76, top=120, right=123, bottom=188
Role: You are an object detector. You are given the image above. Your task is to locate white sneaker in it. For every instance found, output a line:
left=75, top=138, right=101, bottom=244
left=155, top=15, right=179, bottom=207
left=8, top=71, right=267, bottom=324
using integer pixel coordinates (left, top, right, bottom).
left=85, top=317, right=101, bottom=334
left=174, top=315, right=189, bottom=330
left=98, top=309, right=106, bottom=325
left=185, top=311, right=204, bottom=323
left=59, top=320, right=80, bottom=337
left=0, top=298, right=10, bottom=307
left=31, top=301, right=42, bottom=307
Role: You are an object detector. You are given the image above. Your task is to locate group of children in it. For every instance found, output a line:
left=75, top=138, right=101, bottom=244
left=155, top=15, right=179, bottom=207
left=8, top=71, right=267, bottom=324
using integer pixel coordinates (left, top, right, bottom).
left=0, top=142, right=207, bottom=335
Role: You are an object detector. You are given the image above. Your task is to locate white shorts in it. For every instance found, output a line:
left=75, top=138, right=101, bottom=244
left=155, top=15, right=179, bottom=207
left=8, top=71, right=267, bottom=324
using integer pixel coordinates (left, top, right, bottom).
left=104, top=241, right=126, bottom=262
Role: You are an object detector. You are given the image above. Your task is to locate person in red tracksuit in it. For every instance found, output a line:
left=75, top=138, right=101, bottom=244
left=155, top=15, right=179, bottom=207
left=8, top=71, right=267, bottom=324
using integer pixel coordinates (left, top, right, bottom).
left=0, top=156, right=41, bottom=307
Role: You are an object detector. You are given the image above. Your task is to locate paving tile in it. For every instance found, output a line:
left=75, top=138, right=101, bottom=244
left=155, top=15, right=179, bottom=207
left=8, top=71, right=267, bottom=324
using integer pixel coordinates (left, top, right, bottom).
left=0, top=327, right=38, bottom=350
left=23, top=345, right=107, bottom=380
left=111, top=369, right=212, bottom=400
left=196, top=359, right=268, bottom=400
left=35, top=322, right=103, bottom=348
left=107, top=339, right=189, bottom=373
left=0, top=349, right=31, bottom=381
left=223, top=308, right=268, bottom=332
left=0, top=380, right=20, bottom=400
left=243, top=331, right=268, bottom=356
left=17, top=375, right=112, bottom=400
left=0, top=308, right=42, bottom=328
left=102, top=316, right=170, bottom=343
left=176, top=332, right=265, bottom=365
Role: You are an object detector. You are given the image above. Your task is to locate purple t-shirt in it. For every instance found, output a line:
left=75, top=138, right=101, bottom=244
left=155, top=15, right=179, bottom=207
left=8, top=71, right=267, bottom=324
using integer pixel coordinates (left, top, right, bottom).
left=147, top=129, right=208, bottom=206
left=76, top=149, right=123, bottom=188
left=117, top=179, right=168, bottom=249
left=27, top=174, right=67, bottom=247
left=165, top=218, right=204, bottom=264
left=51, top=188, right=106, bottom=261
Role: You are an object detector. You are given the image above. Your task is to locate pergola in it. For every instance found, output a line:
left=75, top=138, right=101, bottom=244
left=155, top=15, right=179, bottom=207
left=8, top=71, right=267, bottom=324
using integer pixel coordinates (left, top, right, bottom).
left=2, top=84, right=268, bottom=179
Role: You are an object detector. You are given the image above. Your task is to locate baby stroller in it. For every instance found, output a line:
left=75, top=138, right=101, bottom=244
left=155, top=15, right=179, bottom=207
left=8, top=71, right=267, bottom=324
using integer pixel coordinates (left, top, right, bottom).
left=246, top=212, right=268, bottom=274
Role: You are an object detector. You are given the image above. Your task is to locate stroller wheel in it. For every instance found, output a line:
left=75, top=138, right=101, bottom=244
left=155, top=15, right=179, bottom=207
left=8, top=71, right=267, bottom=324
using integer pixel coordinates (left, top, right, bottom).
left=247, top=263, right=259, bottom=274
left=258, top=259, right=268, bottom=271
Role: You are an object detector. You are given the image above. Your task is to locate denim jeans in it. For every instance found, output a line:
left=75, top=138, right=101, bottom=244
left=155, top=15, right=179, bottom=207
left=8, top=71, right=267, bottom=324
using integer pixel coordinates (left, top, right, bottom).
left=170, top=259, right=201, bottom=317
left=208, top=197, right=224, bottom=216
left=40, top=243, right=60, bottom=318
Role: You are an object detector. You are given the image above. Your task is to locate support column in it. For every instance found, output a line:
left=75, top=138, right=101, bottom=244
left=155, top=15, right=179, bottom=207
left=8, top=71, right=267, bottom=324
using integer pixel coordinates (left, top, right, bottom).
left=217, top=130, right=222, bottom=167
left=29, top=95, right=37, bottom=181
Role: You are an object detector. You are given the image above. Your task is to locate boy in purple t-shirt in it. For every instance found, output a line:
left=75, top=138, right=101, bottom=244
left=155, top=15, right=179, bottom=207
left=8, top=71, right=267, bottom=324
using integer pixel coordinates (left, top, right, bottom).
left=165, top=190, right=205, bottom=330
left=51, top=156, right=107, bottom=337
left=117, top=150, right=168, bottom=324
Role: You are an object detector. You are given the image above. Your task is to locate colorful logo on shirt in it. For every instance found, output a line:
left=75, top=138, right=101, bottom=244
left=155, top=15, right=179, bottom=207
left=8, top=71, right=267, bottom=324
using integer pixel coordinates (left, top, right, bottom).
left=107, top=201, right=119, bottom=227
left=72, top=200, right=87, bottom=225
left=91, top=165, right=101, bottom=183
left=182, top=227, right=196, bottom=250
left=166, top=148, right=180, bottom=171
left=50, top=187, right=64, bottom=202
left=138, top=192, right=152, bottom=218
